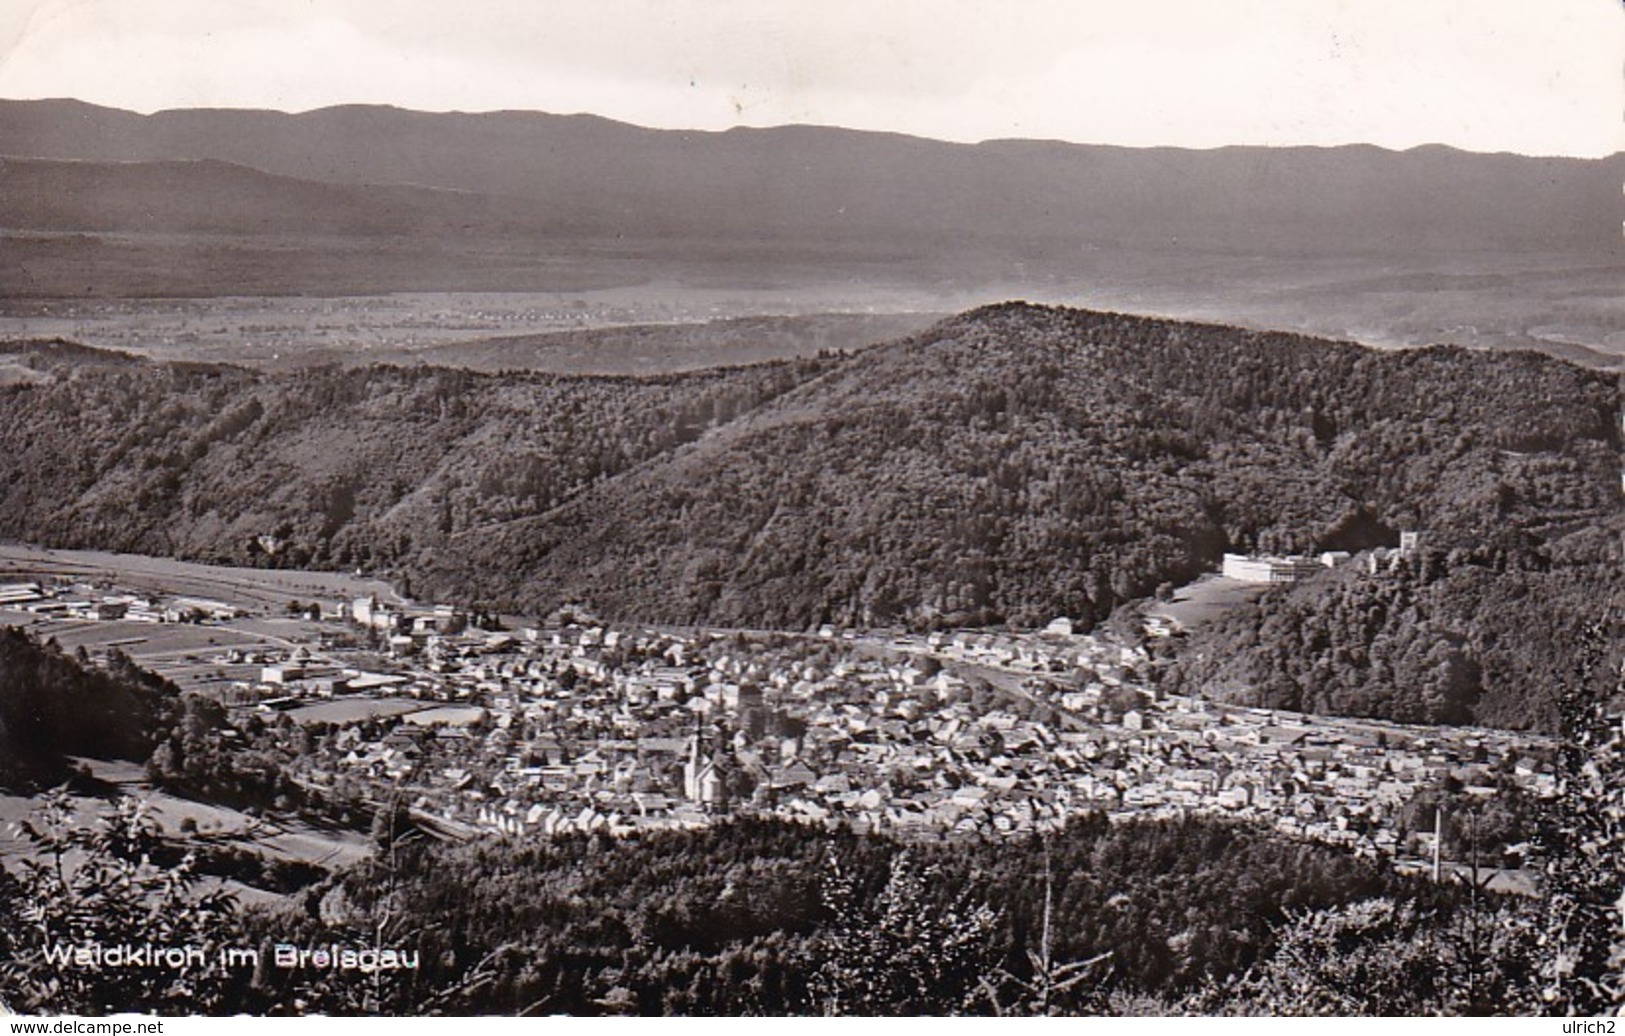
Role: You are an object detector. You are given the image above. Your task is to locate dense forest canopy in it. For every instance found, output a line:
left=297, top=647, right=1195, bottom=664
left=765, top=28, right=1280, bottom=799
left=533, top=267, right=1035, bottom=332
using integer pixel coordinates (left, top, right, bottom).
left=0, top=351, right=835, bottom=572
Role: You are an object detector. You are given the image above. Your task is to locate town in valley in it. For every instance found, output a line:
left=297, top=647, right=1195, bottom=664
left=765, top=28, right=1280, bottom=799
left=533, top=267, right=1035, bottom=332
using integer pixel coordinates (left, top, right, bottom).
left=0, top=542, right=1556, bottom=896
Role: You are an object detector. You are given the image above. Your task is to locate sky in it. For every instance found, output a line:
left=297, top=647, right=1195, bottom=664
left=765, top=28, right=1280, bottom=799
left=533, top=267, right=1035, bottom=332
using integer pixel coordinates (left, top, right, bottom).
left=0, top=0, right=1620, bottom=156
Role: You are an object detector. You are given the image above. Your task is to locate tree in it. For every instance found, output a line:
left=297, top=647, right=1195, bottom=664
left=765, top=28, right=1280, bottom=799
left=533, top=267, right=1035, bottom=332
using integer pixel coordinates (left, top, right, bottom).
left=1534, top=614, right=1624, bottom=1014
left=1192, top=896, right=1543, bottom=1016
left=0, top=791, right=243, bottom=1014
left=980, top=845, right=1110, bottom=1016
left=811, top=851, right=999, bottom=1015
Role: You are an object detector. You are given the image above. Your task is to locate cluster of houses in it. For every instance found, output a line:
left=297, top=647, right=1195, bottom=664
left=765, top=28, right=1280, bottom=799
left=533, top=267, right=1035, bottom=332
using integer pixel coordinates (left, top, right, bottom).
left=348, top=595, right=471, bottom=656
left=233, top=613, right=1555, bottom=869
left=1048, top=688, right=1553, bottom=864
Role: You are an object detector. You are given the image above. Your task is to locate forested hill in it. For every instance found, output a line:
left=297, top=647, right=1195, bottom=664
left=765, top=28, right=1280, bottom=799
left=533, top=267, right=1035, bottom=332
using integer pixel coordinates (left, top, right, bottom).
left=419, top=304, right=1619, bottom=630
left=0, top=355, right=838, bottom=573
left=0, top=303, right=1616, bottom=697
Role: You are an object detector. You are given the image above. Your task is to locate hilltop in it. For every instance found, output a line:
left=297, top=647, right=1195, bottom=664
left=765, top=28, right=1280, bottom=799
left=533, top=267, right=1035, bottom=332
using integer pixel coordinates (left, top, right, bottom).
left=0, top=354, right=838, bottom=570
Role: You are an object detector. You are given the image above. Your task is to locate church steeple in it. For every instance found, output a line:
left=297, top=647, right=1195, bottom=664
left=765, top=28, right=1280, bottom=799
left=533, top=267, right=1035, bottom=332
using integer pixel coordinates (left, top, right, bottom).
left=682, top=711, right=728, bottom=811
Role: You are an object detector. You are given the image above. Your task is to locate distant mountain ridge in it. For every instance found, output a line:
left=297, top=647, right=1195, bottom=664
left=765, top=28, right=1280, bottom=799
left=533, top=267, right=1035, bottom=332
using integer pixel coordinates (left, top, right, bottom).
left=0, top=155, right=582, bottom=238
left=2, top=98, right=1619, bottom=257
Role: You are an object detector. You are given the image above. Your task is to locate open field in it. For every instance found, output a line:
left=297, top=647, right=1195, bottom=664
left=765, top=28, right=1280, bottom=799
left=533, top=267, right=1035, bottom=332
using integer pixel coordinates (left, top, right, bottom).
left=10, top=616, right=331, bottom=692
left=0, top=542, right=405, bottom=613
left=1099, top=254, right=1625, bottom=369
left=0, top=610, right=274, bottom=692
left=144, top=660, right=267, bottom=694
left=1147, top=575, right=1273, bottom=632
left=407, top=312, right=942, bottom=374
left=27, top=618, right=266, bottom=655
left=286, top=697, right=429, bottom=726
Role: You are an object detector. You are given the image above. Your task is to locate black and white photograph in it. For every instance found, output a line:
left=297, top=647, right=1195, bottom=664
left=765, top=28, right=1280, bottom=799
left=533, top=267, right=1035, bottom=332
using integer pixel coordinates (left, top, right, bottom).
left=0, top=0, right=1620, bottom=1019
